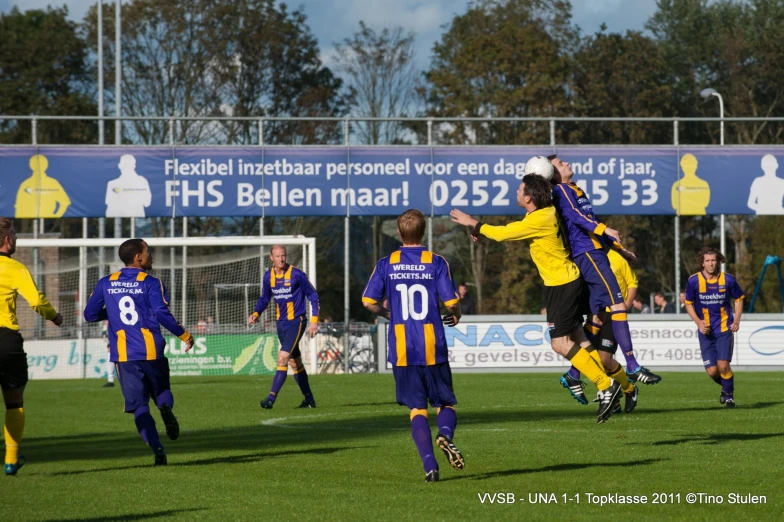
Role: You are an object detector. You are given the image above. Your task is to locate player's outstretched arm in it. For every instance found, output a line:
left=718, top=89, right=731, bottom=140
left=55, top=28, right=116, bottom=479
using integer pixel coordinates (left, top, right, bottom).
left=450, top=209, right=541, bottom=242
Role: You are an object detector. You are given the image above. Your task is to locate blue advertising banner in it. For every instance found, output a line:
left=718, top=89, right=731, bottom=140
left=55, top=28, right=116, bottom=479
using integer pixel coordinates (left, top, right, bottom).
left=1, top=146, right=782, bottom=217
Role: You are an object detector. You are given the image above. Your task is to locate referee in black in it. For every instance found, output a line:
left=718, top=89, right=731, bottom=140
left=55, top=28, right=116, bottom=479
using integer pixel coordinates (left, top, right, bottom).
left=0, top=218, right=62, bottom=476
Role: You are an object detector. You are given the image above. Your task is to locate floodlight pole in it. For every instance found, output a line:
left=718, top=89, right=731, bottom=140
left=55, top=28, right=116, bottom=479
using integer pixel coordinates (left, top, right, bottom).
left=114, top=0, right=122, bottom=241
left=717, top=93, right=726, bottom=273
left=702, top=88, right=727, bottom=271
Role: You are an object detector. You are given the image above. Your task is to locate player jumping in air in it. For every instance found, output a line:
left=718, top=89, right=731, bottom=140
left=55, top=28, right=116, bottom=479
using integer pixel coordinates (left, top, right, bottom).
left=578, top=248, right=640, bottom=413
left=249, top=245, right=319, bottom=409
left=363, top=209, right=464, bottom=483
left=0, top=217, right=63, bottom=476
left=541, top=155, right=661, bottom=406
left=84, top=239, right=194, bottom=466
left=684, top=247, right=744, bottom=407
left=450, top=174, right=622, bottom=424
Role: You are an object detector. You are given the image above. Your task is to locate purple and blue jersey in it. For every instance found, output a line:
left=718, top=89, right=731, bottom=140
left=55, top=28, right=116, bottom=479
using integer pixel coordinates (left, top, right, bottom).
left=362, top=246, right=459, bottom=367
left=552, top=182, right=618, bottom=257
left=84, top=268, right=190, bottom=363
left=253, top=265, right=319, bottom=323
left=685, top=271, right=745, bottom=337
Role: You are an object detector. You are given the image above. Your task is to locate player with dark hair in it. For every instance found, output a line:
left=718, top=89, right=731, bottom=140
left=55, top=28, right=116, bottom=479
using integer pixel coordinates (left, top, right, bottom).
left=363, top=209, right=464, bottom=483
left=543, top=155, right=661, bottom=405
left=84, top=238, right=194, bottom=466
left=684, top=247, right=744, bottom=407
left=0, top=217, right=63, bottom=476
left=451, top=175, right=622, bottom=424
left=250, top=245, right=320, bottom=409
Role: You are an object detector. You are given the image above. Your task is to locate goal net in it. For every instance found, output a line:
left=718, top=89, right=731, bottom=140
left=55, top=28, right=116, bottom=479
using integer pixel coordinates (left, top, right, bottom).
left=14, top=236, right=316, bottom=380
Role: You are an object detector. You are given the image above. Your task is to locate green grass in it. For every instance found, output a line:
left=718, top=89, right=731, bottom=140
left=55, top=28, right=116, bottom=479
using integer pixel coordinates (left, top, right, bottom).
left=5, top=373, right=784, bottom=521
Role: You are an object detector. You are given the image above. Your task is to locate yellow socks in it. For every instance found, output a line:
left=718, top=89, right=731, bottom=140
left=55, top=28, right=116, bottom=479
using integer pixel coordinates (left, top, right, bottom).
left=4, top=407, right=25, bottom=465
left=566, top=345, right=612, bottom=390
left=607, top=364, right=635, bottom=394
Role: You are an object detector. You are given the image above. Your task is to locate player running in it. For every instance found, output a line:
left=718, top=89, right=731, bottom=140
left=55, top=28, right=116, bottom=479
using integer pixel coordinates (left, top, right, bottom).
left=363, top=209, right=464, bottom=483
left=684, top=247, right=744, bottom=407
left=450, top=174, right=622, bottom=424
left=249, top=245, right=319, bottom=409
left=84, top=239, right=194, bottom=466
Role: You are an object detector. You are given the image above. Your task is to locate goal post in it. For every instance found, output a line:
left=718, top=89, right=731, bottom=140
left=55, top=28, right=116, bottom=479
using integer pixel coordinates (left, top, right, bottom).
left=15, top=235, right=318, bottom=380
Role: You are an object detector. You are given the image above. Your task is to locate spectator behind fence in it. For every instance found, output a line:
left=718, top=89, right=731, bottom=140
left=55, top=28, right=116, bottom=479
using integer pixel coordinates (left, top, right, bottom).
left=631, top=296, right=651, bottom=314
left=679, top=291, right=687, bottom=314
left=654, top=292, right=675, bottom=313
left=457, top=283, right=476, bottom=315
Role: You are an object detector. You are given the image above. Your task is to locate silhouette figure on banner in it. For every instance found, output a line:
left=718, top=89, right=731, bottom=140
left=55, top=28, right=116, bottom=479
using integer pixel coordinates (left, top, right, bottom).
left=747, top=154, right=784, bottom=215
left=671, top=153, right=710, bottom=215
left=15, top=154, right=71, bottom=218
left=105, top=154, right=152, bottom=217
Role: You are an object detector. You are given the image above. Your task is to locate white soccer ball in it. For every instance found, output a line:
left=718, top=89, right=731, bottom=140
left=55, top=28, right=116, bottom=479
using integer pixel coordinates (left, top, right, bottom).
left=524, top=155, right=554, bottom=180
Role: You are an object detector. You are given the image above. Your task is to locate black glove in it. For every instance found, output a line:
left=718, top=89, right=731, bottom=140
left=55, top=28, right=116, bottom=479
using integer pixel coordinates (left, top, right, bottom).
left=442, top=314, right=457, bottom=327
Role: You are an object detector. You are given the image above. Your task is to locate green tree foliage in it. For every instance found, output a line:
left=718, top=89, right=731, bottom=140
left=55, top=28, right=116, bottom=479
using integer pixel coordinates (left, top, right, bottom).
left=425, top=0, right=578, bottom=145
left=0, top=6, right=96, bottom=144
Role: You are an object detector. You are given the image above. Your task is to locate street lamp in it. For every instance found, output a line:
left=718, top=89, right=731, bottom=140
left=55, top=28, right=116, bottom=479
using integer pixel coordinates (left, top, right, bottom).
left=701, top=87, right=726, bottom=271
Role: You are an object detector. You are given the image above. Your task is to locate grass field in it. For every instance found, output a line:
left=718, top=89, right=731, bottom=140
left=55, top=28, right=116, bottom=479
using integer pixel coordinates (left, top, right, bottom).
left=5, top=372, right=784, bottom=521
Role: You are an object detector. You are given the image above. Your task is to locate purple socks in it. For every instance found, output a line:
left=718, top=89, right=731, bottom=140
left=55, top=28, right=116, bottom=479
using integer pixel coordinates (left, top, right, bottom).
left=411, top=414, right=438, bottom=473
left=436, top=407, right=457, bottom=439
left=133, top=405, right=162, bottom=450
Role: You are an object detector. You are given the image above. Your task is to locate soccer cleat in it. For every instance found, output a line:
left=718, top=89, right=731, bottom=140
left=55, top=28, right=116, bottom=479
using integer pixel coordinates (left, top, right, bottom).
left=425, top=469, right=439, bottom=483
left=720, top=390, right=727, bottom=405
left=624, top=385, right=639, bottom=414
left=596, top=380, right=622, bottom=424
left=154, top=447, right=167, bottom=466
left=296, top=397, right=317, bottom=409
left=260, top=398, right=275, bottom=409
left=559, top=373, right=588, bottom=405
left=725, top=397, right=736, bottom=408
left=626, top=366, right=662, bottom=385
left=435, top=433, right=465, bottom=470
left=102, top=381, right=115, bottom=388
left=612, top=400, right=622, bottom=414
left=4, top=454, right=25, bottom=476
left=159, top=404, right=179, bottom=441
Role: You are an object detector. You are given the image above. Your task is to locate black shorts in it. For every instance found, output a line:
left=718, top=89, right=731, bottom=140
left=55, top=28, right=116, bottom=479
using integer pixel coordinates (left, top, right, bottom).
left=0, top=327, right=28, bottom=391
left=597, top=317, right=617, bottom=354
left=544, top=278, right=585, bottom=338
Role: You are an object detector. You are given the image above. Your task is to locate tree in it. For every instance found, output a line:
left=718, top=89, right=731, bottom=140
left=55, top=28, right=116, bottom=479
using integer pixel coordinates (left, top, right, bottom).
left=425, top=0, right=578, bottom=312
left=334, top=21, right=418, bottom=145
left=0, top=6, right=96, bottom=144
left=83, top=0, right=225, bottom=146
left=425, top=0, right=578, bottom=145
left=207, top=0, right=347, bottom=145
left=569, top=30, right=673, bottom=145
left=333, top=21, right=419, bottom=269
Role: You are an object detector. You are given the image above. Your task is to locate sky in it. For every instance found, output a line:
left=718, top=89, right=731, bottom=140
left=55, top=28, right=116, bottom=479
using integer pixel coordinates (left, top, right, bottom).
left=0, top=0, right=660, bottom=70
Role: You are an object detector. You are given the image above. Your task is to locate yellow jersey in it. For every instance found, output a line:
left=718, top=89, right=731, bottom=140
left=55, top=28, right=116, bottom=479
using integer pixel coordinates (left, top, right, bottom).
left=607, top=249, right=637, bottom=301
left=478, top=206, right=580, bottom=287
left=0, top=253, right=57, bottom=330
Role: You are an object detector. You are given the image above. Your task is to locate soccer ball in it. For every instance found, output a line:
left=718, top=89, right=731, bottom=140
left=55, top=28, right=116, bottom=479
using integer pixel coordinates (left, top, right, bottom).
left=524, top=156, right=554, bottom=180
